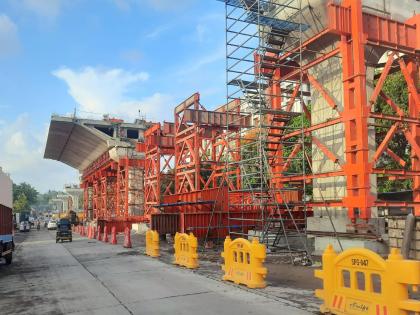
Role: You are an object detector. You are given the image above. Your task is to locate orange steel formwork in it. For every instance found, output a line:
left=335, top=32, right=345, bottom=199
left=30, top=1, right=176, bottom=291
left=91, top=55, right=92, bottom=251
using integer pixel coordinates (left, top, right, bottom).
left=146, top=0, right=420, bottom=244
left=81, top=151, right=147, bottom=233
left=145, top=93, right=261, bottom=238
left=144, top=122, right=175, bottom=217
left=256, top=1, right=420, bottom=221
left=311, top=2, right=420, bottom=219
left=205, top=0, right=420, bottom=252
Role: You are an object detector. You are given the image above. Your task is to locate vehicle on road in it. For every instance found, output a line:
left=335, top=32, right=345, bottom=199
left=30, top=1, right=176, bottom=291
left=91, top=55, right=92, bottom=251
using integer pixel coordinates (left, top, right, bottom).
left=56, top=218, right=72, bottom=243
left=0, top=171, right=14, bottom=265
left=47, top=220, right=57, bottom=230
left=0, top=205, right=14, bottom=264
left=19, top=221, right=30, bottom=232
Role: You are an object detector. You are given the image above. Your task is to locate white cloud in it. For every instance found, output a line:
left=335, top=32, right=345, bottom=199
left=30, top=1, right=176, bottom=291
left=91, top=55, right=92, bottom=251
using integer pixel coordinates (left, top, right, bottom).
left=0, top=15, right=20, bottom=58
left=53, top=66, right=174, bottom=122
left=22, top=0, right=63, bottom=19
left=53, top=66, right=149, bottom=115
left=0, top=114, right=79, bottom=192
left=121, top=93, right=174, bottom=122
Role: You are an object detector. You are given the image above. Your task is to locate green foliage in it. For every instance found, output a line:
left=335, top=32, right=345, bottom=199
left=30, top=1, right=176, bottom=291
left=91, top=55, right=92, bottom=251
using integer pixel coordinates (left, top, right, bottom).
left=283, top=104, right=311, bottom=175
left=240, top=141, right=262, bottom=189
left=13, top=193, right=29, bottom=213
left=13, top=182, right=38, bottom=205
left=374, top=71, right=411, bottom=193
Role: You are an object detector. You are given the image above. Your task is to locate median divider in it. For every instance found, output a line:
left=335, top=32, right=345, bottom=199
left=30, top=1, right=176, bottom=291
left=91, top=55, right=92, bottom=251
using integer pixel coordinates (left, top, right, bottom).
left=173, top=232, right=198, bottom=269
left=221, top=236, right=267, bottom=289
left=146, top=230, right=160, bottom=257
left=315, top=244, right=420, bottom=315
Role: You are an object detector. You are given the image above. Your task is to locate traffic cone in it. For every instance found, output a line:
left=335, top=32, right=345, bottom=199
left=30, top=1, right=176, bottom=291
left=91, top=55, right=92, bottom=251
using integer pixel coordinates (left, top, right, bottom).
left=103, top=226, right=109, bottom=243
left=111, top=226, right=117, bottom=245
left=97, top=225, right=102, bottom=241
left=123, top=226, right=132, bottom=248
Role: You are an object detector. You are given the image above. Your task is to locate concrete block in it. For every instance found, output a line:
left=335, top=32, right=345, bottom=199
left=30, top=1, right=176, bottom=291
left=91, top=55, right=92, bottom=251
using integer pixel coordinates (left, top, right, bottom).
left=388, top=219, right=397, bottom=229
left=313, top=236, right=388, bottom=256
left=397, top=219, right=407, bottom=229
left=368, top=218, right=386, bottom=235
left=307, top=216, right=348, bottom=233
left=388, top=228, right=403, bottom=239
left=389, top=238, right=398, bottom=248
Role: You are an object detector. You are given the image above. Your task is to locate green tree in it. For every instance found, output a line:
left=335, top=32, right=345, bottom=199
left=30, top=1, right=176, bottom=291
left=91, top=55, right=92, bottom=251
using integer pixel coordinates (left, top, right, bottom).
left=13, top=182, right=39, bottom=207
left=13, top=193, right=29, bottom=213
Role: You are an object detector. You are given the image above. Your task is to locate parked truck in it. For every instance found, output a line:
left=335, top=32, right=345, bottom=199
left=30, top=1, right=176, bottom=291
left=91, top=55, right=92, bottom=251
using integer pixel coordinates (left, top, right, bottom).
left=0, top=168, right=13, bottom=264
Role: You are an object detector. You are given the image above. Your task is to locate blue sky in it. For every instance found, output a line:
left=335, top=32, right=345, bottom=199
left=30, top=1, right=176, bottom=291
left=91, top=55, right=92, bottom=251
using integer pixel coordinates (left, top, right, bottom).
left=0, top=0, right=226, bottom=193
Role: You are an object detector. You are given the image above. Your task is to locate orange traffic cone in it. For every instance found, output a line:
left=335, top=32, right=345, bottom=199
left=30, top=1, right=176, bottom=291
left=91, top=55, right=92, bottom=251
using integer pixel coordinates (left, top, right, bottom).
left=123, top=226, right=132, bottom=248
left=97, top=225, right=102, bottom=241
left=111, top=226, right=117, bottom=245
left=103, top=226, right=109, bottom=243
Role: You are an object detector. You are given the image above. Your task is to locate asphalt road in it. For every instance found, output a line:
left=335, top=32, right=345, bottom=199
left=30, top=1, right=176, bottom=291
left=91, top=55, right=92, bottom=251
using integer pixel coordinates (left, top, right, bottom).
left=0, top=228, right=312, bottom=315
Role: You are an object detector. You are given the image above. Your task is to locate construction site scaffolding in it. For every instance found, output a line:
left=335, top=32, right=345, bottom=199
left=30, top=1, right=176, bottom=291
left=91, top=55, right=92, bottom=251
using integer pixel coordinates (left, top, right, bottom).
left=220, top=0, right=311, bottom=262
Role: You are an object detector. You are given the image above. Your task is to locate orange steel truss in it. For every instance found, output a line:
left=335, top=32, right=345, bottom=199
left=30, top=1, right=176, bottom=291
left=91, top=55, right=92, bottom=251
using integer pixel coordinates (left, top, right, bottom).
left=174, top=93, right=245, bottom=194
left=147, top=0, right=420, bottom=239
left=263, top=1, right=420, bottom=220
left=144, top=122, right=175, bottom=217
left=329, top=1, right=419, bottom=218
left=144, top=93, right=254, bottom=238
left=81, top=151, right=146, bottom=232
left=88, top=0, right=419, bottom=239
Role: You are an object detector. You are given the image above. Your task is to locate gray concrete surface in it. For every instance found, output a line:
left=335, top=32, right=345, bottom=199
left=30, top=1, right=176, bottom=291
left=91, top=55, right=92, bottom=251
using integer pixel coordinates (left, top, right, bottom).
left=0, top=229, right=313, bottom=315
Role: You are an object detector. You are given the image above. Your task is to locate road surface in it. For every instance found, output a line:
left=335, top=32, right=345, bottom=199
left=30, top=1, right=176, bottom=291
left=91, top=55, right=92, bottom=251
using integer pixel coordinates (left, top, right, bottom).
left=0, top=228, right=312, bottom=315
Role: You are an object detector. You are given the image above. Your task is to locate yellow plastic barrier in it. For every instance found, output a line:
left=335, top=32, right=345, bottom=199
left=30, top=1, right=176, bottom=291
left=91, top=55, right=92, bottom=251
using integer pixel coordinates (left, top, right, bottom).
left=221, top=236, right=267, bottom=289
left=145, top=230, right=160, bottom=257
left=315, top=244, right=420, bottom=315
left=173, top=232, right=198, bottom=269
